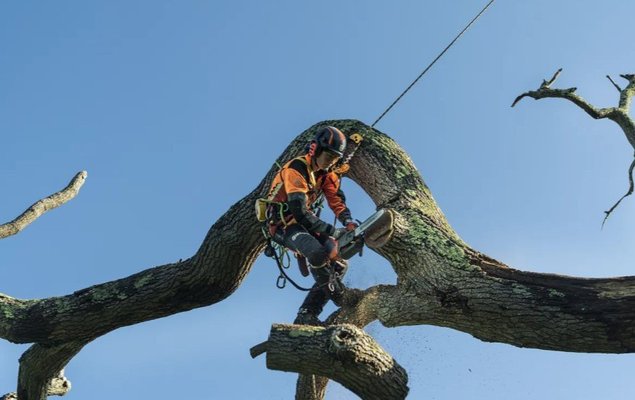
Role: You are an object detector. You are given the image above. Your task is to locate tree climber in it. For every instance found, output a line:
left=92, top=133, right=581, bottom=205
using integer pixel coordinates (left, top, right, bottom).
left=264, top=126, right=359, bottom=325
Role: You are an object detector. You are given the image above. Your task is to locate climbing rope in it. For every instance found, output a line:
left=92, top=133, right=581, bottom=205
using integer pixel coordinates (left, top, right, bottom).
left=261, top=2, right=496, bottom=289
left=371, top=0, right=496, bottom=128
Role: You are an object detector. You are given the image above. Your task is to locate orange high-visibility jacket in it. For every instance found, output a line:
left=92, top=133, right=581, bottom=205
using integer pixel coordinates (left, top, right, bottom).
left=268, top=154, right=351, bottom=235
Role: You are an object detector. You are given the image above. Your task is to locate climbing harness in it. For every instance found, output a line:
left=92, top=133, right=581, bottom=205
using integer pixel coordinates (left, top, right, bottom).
left=256, top=155, right=314, bottom=227
left=263, top=228, right=341, bottom=292
left=371, top=0, right=495, bottom=128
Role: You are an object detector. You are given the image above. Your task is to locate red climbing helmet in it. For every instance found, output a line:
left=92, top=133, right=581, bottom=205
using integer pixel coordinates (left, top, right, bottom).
left=314, top=126, right=347, bottom=157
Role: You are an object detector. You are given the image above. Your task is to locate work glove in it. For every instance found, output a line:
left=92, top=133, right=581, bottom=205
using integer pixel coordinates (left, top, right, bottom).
left=344, top=218, right=359, bottom=232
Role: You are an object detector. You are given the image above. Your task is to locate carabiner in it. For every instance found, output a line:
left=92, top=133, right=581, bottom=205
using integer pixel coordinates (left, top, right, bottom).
left=276, top=275, right=286, bottom=289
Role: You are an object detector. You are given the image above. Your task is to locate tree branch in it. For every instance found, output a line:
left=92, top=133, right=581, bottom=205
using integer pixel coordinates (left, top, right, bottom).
left=513, top=70, right=635, bottom=219
left=293, top=285, right=392, bottom=399
left=0, top=171, right=87, bottom=240
left=603, top=156, right=635, bottom=227
left=543, top=68, right=562, bottom=88
left=16, top=342, right=84, bottom=400
left=607, top=75, right=622, bottom=92
left=249, top=341, right=269, bottom=359
left=1, top=341, right=85, bottom=400
left=262, top=324, right=408, bottom=400
left=12, top=370, right=73, bottom=399
left=512, top=70, right=615, bottom=120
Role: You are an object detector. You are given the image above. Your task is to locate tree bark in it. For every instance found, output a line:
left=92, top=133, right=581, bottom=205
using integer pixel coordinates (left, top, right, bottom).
left=259, top=324, right=408, bottom=400
left=2, top=120, right=635, bottom=399
left=18, top=344, right=81, bottom=399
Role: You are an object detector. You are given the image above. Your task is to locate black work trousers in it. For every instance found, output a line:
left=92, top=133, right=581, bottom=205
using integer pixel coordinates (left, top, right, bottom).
left=274, top=223, right=347, bottom=315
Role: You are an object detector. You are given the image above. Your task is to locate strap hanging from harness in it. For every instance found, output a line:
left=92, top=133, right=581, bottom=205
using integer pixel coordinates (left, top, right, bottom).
left=267, top=236, right=313, bottom=291
left=263, top=228, right=338, bottom=293
left=267, top=237, right=336, bottom=293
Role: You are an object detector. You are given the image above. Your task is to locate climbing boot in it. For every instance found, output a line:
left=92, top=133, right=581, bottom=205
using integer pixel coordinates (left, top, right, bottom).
left=294, top=308, right=322, bottom=326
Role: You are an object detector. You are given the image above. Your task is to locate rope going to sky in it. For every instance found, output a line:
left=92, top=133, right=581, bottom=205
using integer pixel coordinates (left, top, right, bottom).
left=371, top=0, right=496, bottom=128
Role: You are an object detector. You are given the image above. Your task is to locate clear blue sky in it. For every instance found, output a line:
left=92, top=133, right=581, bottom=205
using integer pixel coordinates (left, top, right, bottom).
left=1, top=1, right=634, bottom=398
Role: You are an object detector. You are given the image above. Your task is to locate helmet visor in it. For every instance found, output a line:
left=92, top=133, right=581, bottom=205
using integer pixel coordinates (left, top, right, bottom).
left=322, top=149, right=342, bottom=162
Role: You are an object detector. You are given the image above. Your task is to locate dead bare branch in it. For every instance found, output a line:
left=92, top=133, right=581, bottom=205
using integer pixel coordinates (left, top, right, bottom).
left=542, top=68, right=562, bottom=88
left=607, top=75, right=622, bottom=92
left=514, top=70, right=635, bottom=221
left=249, top=341, right=269, bottom=359
left=0, top=171, right=87, bottom=240
left=603, top=156, right=635, bottom=228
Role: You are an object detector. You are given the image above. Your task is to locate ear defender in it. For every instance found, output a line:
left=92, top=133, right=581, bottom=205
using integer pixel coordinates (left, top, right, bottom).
left=308, top=141, right=317, bottom=157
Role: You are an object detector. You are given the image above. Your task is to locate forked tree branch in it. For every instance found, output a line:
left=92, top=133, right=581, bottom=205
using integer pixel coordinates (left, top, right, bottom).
left=511, top=69, right=616, bottom=119
left=0, top=171, right=87, bottom=239
left=513, top=70, right=635, bottom=223
left=3, top=121, right=635, bottom=400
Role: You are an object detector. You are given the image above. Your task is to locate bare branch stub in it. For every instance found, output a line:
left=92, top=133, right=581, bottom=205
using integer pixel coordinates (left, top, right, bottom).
left=542, top=67, right=563, bottom=88
left=607, top=75, right=622, bottom=92
left=249, top=341, right=269, bottom=359
left=0, top=171, right=87, bottom=240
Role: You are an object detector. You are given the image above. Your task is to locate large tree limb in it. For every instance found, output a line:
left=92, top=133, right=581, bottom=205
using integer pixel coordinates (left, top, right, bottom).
left=513, top=70, right=635, bottom=222
left=0, top=172, right=87, bottom=240
left=0, top=130, right=319, bottom=347
left=256, top=324, right=408, bottom=400
left=3, top=120, right=635, bottom=400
